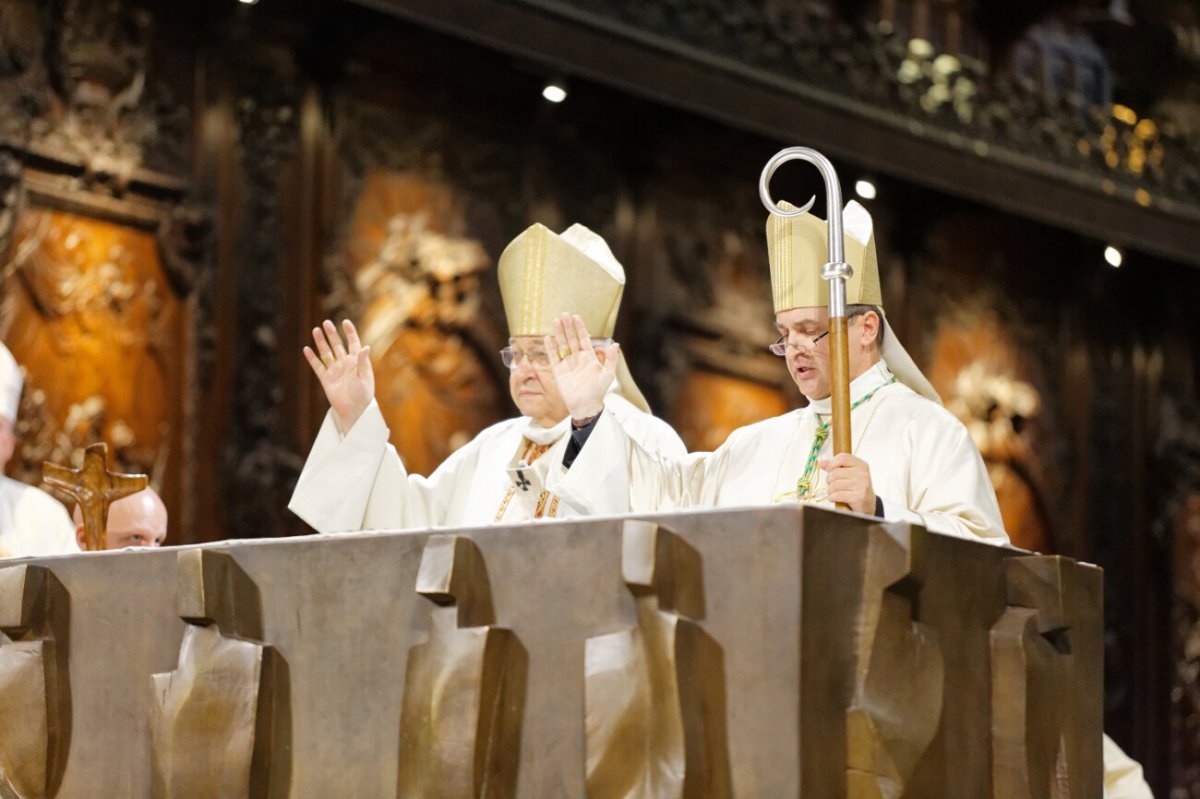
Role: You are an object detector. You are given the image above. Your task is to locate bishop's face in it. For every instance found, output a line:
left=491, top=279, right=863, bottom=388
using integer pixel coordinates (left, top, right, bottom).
left=774, top=306, right=881, bottom=400
left=507, top=336, right=570, bottom=428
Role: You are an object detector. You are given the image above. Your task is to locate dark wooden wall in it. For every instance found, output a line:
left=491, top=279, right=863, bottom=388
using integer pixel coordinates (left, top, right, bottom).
left=0, top=0, right=1195, bottom=793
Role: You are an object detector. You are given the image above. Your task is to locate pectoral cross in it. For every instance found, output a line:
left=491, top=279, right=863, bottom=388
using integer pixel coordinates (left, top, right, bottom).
left=514, top=470, right=532, bottom=492
left=43, top=443, right=149, bottom=551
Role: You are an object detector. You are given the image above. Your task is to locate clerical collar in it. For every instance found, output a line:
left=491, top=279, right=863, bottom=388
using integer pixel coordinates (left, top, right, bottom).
left=806, top=361, right=894, bottom=416
left=524, top=416, right=572, bottom=445
left=522, top=380, right=623, bottom=445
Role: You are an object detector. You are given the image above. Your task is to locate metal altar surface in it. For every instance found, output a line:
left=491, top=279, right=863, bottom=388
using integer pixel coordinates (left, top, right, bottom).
left=2, top=504, right=1103, bottom=798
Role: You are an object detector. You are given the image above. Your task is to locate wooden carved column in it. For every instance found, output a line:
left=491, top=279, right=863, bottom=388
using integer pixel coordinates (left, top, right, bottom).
left=151, top=550, right=291, bottom=799
left=397, top=534, right=526, bottom=799
left=845, top=523, right=944, bottom=799
left=0, top=564, right=71, bottom=799
left=218, top=54, right=305, bottom=540
left=585, top=520, right=732, bottom=799
left=991, top=555, right=1103, bottom=799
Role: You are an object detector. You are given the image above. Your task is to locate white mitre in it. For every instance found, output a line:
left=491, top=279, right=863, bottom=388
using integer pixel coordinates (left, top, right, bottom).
left=0, top=341, right=22, bottom=422
left=765, top=199, right=941, bottom=403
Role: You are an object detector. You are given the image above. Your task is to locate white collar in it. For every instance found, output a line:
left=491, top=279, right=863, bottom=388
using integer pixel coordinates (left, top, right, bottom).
left=806, top=360, right=893, bottom=416
left=522, top=415, right=572, bottom=446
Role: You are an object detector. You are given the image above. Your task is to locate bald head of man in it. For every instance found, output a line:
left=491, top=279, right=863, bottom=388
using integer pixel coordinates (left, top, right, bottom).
left=73, top=487, right=168, bottom=550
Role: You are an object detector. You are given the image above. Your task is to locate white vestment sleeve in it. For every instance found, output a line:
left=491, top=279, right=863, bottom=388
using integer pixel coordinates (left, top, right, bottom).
left=0, top=480, right=81, bottom=557
left=43, top=498, right=79, bottom=554
left=876, top=413, right=1008, bottom=544
left=1102, top=734, right=1154, bottom=799
left=24, top=488, right=80, bottom=555
left=547, top=409, right=637, bottom=516
left=600, top=394, right=688, bottom=461
left=549, top=408, right=727, bottom=516
left=289, top=400, right=466, bottom=533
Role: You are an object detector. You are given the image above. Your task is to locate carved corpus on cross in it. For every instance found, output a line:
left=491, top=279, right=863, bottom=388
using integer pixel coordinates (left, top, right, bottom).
left=42, top=442, right=148, bottom=552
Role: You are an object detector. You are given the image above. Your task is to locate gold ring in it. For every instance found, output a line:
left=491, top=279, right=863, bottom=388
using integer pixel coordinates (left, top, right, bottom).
left=321, top=354, right=333, bottom=366
left=558, top=349, right=570, bottom=359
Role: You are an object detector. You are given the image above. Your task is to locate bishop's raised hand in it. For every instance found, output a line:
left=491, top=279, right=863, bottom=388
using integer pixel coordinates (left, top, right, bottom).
left=546, top=313, right=618, bottom=422
left=303, top=319, right=375, bottom=434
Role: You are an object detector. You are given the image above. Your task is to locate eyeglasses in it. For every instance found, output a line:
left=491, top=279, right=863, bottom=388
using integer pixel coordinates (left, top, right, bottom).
left=768, top=330, right=829, bottom=356
left=770, top=308, right=879, bottom=356
left=500, top=347, right=552, bottom=370
left=501, top=337, right=615, bottom=370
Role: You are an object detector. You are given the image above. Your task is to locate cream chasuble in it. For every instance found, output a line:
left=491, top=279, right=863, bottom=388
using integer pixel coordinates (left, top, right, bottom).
left=0, top=476, right=80, bottom=558
left=493, top=417, right=573, bottom=523
left=288, top=391, right=684, bottom=533
left=549, top=361, right=1008, bottom=545
left=1102, top=734, right=1154, bottom=799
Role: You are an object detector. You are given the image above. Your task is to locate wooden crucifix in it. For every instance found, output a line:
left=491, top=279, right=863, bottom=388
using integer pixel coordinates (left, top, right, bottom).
left=43, top=443, right=149, bottom=552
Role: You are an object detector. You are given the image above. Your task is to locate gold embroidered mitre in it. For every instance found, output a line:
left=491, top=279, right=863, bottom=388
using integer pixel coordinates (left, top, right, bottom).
left=764, top=199, right=943, bottom=403
left=498, top=223, right=624, bottom=337
left=765, top=199, right=881, bottom=313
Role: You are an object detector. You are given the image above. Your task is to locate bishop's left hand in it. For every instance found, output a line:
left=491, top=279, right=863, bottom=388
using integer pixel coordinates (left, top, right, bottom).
left=546, top=313, right=618, bottom=421
left=818, top=453, right=876, bottom=515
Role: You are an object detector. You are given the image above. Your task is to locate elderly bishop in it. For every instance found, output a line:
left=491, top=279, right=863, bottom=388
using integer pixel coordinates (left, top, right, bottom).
left=289, top=223, right=683, bottom=532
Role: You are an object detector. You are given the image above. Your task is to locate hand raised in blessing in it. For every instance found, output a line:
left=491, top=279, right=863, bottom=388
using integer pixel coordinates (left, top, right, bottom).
left=303, top=319, right=375, bottom=434
left=545, top=313, right=618, bottom=422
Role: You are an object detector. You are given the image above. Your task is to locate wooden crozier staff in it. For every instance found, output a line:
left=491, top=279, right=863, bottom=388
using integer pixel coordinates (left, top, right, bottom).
left=759, top=148, right=854, bottom=510
left=43, top=443, right=148, bottom=551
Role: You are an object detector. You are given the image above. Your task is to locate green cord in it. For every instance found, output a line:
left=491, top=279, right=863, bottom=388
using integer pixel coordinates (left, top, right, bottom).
left=777, top=377, right=896, bottom=502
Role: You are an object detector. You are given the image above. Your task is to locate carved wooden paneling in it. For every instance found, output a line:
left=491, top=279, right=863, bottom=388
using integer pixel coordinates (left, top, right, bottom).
left=1162, top=400, right=1200, bottom=797
left=926, top=314, right=1052, bottom=553
left=217, top=56, right=306, bottom=541
left=668, top=371, right=790, bottom=453
left=630, top=155, right=800, bottom=447
left=1, top=208, right=185, bottom=512
left=342, top=172, right=504, bottom=476
left=0, top=0, right=209, bottom=545
left=907, top=212, right=1066, bottom=553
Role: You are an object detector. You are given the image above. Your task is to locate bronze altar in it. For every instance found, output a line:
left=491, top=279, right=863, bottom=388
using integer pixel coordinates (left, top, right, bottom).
left=0, top=505, right=1101, bottom=798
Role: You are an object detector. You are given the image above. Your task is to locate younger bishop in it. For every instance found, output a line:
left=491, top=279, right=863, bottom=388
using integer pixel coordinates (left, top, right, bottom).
left=547, top=201, right=1007, bottom=544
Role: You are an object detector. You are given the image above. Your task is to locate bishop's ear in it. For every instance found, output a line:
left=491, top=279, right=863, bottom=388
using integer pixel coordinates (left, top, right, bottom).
left=858, top=309, right=882, bottom=349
